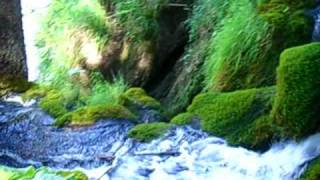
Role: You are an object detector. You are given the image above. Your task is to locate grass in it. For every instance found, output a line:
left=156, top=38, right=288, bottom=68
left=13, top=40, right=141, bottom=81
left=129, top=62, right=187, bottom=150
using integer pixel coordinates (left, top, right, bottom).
left=202, top=0, right=272, bottom=91
left=112, top=0, right=168, bottom=41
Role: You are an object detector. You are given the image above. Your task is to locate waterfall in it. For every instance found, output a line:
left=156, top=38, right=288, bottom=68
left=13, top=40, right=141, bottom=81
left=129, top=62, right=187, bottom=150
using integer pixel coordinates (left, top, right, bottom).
left=21, top=0, right=51, bottom=81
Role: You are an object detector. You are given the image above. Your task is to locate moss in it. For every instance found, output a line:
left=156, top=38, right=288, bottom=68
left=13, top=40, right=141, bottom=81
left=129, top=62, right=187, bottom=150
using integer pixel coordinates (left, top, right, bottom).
left=120, top=87, right=161, bottom=110
left=259, top=0, right=313, bottom=51
left=39, top=90, right=68, bottom=118
left=0, top=75, right=31, bottom=97
left=188, top=86, right=276, bottom=148
left=271, top=43, right=320, bottom=138
left=239, top=115, right=281, bottom=150
left=0, top=166, right=88, bottom=180
left=55, top=104, right=136, bottom=127
left=57, top=170, right=88, bottom=180
left=300, top=157, right=320, bottom=180
left=128, top=122, right=172, bottom=142
left=22, top=85, right=51, bottom=101
left=170, top=112, right=195, bottom=126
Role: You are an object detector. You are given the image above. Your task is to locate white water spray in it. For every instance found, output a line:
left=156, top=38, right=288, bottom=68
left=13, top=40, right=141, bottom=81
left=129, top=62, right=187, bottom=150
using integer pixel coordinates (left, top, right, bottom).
left=21, top=0, right=50, bottom=81
left=82, top=128, right=320, bottom=180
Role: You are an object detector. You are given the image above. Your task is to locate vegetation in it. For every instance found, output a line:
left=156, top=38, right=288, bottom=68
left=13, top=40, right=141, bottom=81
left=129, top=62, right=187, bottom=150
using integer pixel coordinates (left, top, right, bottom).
left=128, top=122, right=171, bottom=142
left=170, top=113, right=194, bottom=126
left=300, top=157, right=320, bottom=180
left=112, top=0, right=168, bottom=41
left=187, top=87, right=276, bottom=148
left=271, top=43, right=320, bottom=138
left=0, top=76, right=31, bottom=97
left=55, top=104, right=136, bottom=127
left=203, top=0, right=272, bottom=91
left=0, top=166, right=87, bottom=180
left=119, top=88, right=161, bottom=111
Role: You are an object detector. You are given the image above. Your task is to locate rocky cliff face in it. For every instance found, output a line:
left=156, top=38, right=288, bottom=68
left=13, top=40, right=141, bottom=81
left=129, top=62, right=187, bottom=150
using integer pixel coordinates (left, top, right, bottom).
left=0, top=0, right=29, bottom=96
left=0, top=0, right=27, bottom=79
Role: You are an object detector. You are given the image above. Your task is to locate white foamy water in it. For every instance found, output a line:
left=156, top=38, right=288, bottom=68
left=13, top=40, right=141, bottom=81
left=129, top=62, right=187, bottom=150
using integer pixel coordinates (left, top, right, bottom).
left=21, top=0, right=51, bottom=81
left=82, top=128, right=320, bottom=180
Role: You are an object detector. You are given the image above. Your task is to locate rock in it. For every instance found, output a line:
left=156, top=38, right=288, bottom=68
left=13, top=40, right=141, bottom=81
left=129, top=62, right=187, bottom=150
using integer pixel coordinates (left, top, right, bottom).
left=271, top=43, right=320, bottom=138
left=0, top=0, right=28, bottom=96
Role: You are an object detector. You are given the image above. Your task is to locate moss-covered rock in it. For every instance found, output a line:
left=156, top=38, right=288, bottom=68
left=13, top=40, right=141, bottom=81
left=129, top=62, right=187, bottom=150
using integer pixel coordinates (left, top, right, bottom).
left=187, top=86, right=276, bottom=148
left=300, top=157, right=320, bottom=180
left=55, top=104, right=136, bottom=127
left=271, top=43, right=320, bottom=138
left=0, top=165, right=88, bottom=180
left=22, top=85, right=51, bottom=101
left=120, top=88, right=161, bottom=110
left=170, top=112, right=195, bottom=126
left=128, top=122, right=172, bottom=142
left=259, top=0, right=314, bottom=51
left=0, top=76, right=31, bottom=97
left=39, top=90, right=68, bottom=118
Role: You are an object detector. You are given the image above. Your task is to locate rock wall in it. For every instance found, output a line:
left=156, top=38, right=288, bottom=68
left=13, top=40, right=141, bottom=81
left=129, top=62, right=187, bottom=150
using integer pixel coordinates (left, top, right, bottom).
left=0, top=0, right=27, bottom=79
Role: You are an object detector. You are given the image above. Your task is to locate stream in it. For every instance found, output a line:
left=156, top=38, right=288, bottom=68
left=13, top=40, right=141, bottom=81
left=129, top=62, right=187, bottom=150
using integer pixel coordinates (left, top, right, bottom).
left=1, top=96, right=320, bottom=180
left=4, top=0, right=318, bottom=179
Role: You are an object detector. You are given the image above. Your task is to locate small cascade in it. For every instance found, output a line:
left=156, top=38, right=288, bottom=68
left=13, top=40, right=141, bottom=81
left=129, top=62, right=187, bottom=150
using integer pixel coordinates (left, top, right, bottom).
left=0, top=98, right=320, bottom=179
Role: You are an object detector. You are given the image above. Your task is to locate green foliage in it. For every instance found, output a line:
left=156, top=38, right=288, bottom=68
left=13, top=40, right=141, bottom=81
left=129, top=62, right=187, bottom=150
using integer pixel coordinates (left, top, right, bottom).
left=188, top=87, right=276, bottom=148
left=120, top=88, right=161, bottom=110
left=300, top=157, right=320, bottom=180
left=39, top=90, right=68, bottom=118
left=55, top=104, right=136, bottom=127
left=187, top=0, right=229, bottom=42
left=259, top=0, right=313, bottom=51
left=22, top=85, right=51, bottom=101
left=0, top=166, right=88, bottom=180
left=113, top=0, right=168, bottom=40
left=37, top=0, right=110, bottom=86
left=85, top=73, right=128, bottom=106
left=271, top=43, right=320, bottom=138
left=203, top=0, right=272, bottom=91
left=128, top=122, right=171, bottom=142
left=170, top=113, right=194, bottom=126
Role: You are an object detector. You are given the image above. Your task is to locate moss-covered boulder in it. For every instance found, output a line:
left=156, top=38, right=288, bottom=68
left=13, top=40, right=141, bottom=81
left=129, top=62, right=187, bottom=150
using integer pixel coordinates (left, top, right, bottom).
left=0, top=166, right=88, bottom=180
left=128, top=122, right=172, bottom=142
left=170, top=112, right=195, bottom=126
left=259, top=0, right=314, bottom=52
left=272, top=43, right=320, bottom=138
left=300, top=157, right=320, bottom=180
left=120, top=88, right=161, bottom=110
left=22, top=85, right=51, bottom=101
left=39, top=90, right=68, bottom=118
left=0, top=76, right=31, bottom=97
left=55, top=104, right=136, bottom=127
left=187, top=86, right=276, bottom=149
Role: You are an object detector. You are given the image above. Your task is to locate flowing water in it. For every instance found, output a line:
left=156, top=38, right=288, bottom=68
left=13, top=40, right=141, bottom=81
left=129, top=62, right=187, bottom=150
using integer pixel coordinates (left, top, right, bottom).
left=11, top=1, right=320, bottom=179
left=1, top=96, right=320, bottom=180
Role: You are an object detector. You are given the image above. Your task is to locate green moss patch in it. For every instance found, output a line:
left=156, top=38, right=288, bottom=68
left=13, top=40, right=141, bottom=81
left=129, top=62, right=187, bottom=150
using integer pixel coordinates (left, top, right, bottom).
left=170, top=113, right=195, bottom=126
left=300, top=157, right=320, bottom=180
left=128, top=122, right=172, bottom=142
left=39, top=90, right=68, bottom=118
left=271, top=43, right=320, bottom=138
left=55, top=104, right=136, bottom=127
left=120, top=87, right=161, bottom=110
left=0, top=75, right=31, bottom=97
left=187, top=86, right=276, bottom=148
left=0, top=166, right=88, bottom=180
